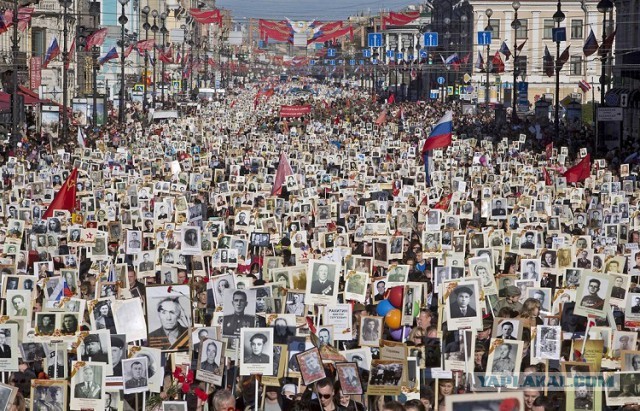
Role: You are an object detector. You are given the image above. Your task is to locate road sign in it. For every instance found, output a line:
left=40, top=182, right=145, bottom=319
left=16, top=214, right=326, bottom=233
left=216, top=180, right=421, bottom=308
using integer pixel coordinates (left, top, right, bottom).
left=466, top=85, right=474, bottom=93
left=349, top=59, right=356, bottom=66
left=437, top=77, right=445, bottom=85
left=419, top=50, right=428, bottom=58
left=597, top=107, right=623, bottom=121
left=408, top=54, right=414, bottom=61
left=359, top=60, right=364, bottom=65
left=386, top=50, right=395, bottom=58
left=447, top=86, right=454, bottom=95
left=329, top=59, right=336, bottom=66
left=396, top=52, right=404, bottom=60
left=463, top=73, right=471, bottom=83
left=368, top=33, right=383, bottom=48
left=552, top=27, right=566, bottom=43
left=310, top=59, right=316, bottom=65
left=477, top=31, right=492, bottom=45
left=327, top=48, right=336, bottom=57
left=362, top=49, right=371, bottom=58
left=423, top=32, right=439, bottom=47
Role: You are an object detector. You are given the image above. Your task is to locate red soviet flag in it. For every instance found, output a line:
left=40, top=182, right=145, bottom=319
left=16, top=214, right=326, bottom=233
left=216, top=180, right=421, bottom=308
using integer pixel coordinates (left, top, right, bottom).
left=564, top=154, right=591, bottom=183
left=43, top=168, right=78, bottom=219
left=271, top=152, right=293, bottom=197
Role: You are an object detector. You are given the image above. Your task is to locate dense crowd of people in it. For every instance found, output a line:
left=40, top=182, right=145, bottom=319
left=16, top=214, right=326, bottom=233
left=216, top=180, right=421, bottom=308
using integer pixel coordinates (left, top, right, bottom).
left=0, top=75, right=639, bottom=411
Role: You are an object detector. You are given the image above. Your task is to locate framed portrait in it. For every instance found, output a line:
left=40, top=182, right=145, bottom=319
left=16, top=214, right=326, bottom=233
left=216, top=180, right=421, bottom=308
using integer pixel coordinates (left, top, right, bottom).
left=30, top=379, right=66, bottom=411
left=344, top=272, right=367, bottom=303
left=624, top=293, right=640, bottom=327
left=162, top=401, right=187, bottom=411
left=262, top=344, right=288, bottom=386
left=527, top=287, right=552, bottom=313
left=104, top=389, right=123, bottom=411
left=305, top=260, right=339, bottom=305
left=359, top=316, right=383, bottom=347
left=180, top=226, right=201, bottom=255
left=209, top=274, right=234, bottom=307
left=343, top=348, right=372, bottom=372
left=112, top=297, right=147, bottom=342
left=296, top=347, right=326, bottom=385
left=145, top=285, right=192, bottom=350
left=604, top=371, right=640, bottom=407
left=122, top=357, right=149, bottom=394
left=573, top=272, right=612, bottom=318
left=239, top=328, right=273, bottom=376
left=70, top=361, right=106, bottom=411
left=322, top=304, right=353, bottom=341
left=196, top=338, right=225, bottom=386
left=485, top=339, right=524, bottom=387
left=443, top=280, right=482, bottom=330
left=221, top=288, right=256, bottom=337
left=367, top=360, right=404, bottom=396
left=445, top=392, right=524, bottom=411
left=130, top=346, right=163, bottom=393
left=610, top=331, right=638, bottom=359
left=534, top=325, right=561, bottom=360
left=492, top=318, right=523, bottom=341
left=45, top=343, right=67, bottom=379
left=0, top=382, right=17, bottom=411
left=621, top=350, right=640, bottom=371
left=0, top=323, right=18, bottom=372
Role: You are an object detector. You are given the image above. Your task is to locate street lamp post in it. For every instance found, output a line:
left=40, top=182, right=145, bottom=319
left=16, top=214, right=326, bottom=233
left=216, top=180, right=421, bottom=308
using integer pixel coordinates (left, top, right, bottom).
left=485, top=8, right=493, bottom=105
left=141, top=6, right=150, bottom=112
left=598, top=0, right=613, bottom=105
left=160, top=12, right=167, bottom=108
left=150, top=10, right=158, bottom=108
left=553, top=1, right=565, bottom=139
left=90, top=0, right=100, bottom=130
left=59, top=0, right=72, bottom=142
left=181, top=24, right=187, bottom=93
left=511, top=0, right=521, bottom=120
left=118, top=0, right=129, bottom=125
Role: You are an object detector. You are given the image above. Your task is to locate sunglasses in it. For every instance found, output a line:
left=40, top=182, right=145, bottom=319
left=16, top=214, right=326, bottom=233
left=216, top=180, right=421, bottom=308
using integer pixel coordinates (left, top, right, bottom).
left=318, top=393, right=333, bottom=399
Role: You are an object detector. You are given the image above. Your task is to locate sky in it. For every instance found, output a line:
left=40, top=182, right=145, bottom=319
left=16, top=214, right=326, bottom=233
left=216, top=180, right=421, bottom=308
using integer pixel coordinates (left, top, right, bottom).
left=216, top=0, right=419, bottom=21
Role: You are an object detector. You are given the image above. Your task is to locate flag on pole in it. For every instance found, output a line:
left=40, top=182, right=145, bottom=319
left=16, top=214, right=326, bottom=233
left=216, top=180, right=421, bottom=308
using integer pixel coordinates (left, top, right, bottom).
left=99, top=47, right=118, bottom=65
left=85, top=27, right=108, bottom=51
left=598, top=29, right=616, bottom=57
left=42, top=37, right=60, bottom=69
left=516, top=39, right=527, bottom=51
left=491, top=52, right=505, bottom=73
left=387, top=93, right=395, bottom=104
left=583, top=29, right=599, bottom=56
left=564, top=154, right=591, bottom=183
left=422, top=110, right=453, bottom=153
left=545, top=142, right=553, bottom=159
left=499, top=41, right=511, bottom=60
left=578, top=79, right=592, bottom=93
left=543, top=45, right=554, bottom=77
left=271, top=152, right=294, bottom=196
left=557, top=45, right=571, bottom=70
left=543, top=167, right=553, bottom=185
left=43, top=168, right=79, bottom=219
left=475, top=51, right=484, bottom=71
left=374, top=109, right=387, bottom=125
left=65, top=38, right=75, bottom=70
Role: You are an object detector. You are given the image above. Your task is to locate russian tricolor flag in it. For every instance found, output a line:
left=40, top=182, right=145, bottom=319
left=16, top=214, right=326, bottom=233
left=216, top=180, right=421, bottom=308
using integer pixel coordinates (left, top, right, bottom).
left=42, top=37, right=60, bottom=69
left=99, top=47, right=118, bottom=65
left=422, top=110, right=453, bottom=153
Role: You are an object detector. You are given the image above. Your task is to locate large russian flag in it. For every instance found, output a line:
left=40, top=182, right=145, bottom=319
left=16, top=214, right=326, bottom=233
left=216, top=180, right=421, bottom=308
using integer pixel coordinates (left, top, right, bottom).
left=422, top=110, right=453, bottom=153
left=42, top=37, right=60, bottom=69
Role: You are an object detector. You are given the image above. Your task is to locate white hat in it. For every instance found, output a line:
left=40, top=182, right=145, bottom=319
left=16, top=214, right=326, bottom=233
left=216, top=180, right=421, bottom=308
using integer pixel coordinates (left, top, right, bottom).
left=281, top=384, right=297, bottom=395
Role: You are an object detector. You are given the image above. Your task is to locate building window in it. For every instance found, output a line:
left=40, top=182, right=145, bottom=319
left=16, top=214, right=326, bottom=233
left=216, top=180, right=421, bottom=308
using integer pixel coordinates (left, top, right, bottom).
left=32, top=28, right=46, bottom=58
left=543, top=19, right=554, bottom=39
left=571, top=19, right=583, bottom=39
left=570, top=55, right=582, bottom=75
left=516, top=18, right=528, bottom=38
left=515, top=55, right=527, bottom=76
left=488, top=18, right=500, bottom=39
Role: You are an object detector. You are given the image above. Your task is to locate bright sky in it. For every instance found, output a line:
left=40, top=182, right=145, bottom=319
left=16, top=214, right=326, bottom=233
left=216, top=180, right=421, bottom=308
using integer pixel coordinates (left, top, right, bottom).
left=216, top=0, right=418, bottom=21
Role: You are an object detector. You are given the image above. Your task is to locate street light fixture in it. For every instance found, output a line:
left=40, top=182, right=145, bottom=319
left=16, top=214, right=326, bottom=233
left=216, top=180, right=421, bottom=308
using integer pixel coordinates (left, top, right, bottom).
left=141, top=6, right=150, bottom=112
left=485, top=8, right=493, bottom=105
left=118, top=0, right=129, bottom=125
left=58, top=0, right=72, bottom=141
left=151, top=9, right=159, bottom=108
left=160, top=12, right=168, bottom=108
left=553, top=1, right=565, bottom=139
left=511, top=0, right=521, bottom=120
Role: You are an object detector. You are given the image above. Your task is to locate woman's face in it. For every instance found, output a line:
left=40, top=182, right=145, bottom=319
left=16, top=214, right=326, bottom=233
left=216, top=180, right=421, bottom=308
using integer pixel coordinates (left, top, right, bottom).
left=99, top=305, right=109, bottom=316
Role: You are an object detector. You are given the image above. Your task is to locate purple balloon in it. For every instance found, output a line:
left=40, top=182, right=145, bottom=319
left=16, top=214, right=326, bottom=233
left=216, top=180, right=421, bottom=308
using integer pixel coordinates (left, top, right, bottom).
left=389, top=326, right=412, bottom=341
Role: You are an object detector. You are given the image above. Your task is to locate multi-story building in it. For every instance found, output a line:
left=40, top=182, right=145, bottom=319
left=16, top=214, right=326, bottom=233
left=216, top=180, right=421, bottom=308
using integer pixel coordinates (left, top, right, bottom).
left=468, top=0, right=611, bottom=108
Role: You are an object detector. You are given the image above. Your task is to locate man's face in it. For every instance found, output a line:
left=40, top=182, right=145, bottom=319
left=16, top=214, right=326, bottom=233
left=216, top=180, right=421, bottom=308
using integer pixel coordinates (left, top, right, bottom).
left=501, top=324, right=513, bottom=336
left=319, top=330, right=330, bottom=344
left=42, top=316, right=51, bottom=326
left=587, top=281, right=599, bottom=295
left=526, top=234, right=533, bottom=242
left=498, top=345, right=510, bottom=358
left=112, top=346, right=123, bottom=365
left=177, top=271, right=187, bottom=283
left=63, top=316, right=75, bottom=329
left=233, top=294, right=247, bottom=314
left=86, top=341, right=100, bottom=354
left=615, top=277, right=623, bottom=287
left=158, top=301, right=180, bottom=331
left=632, top=356, right=640, bottom=370
left=317, top=265, right=329, bottom=281
left=523, top=389, right=540, bottom=410
left=250, top=338, right=264, bottom=355
left=13, top=297, right=24, bottom=310
left=0, top=334, right=5, bottom=344
left=377, top=282, right=385, bottom=294
left=534, top=292, right=545, bottom=304
left=317, top=384, right=334, bottom=407
left=131, top=364, right=143, bottom=378
left=456, top=292, right=470, bottom=307
left=527, top=263, right=535, bottom=273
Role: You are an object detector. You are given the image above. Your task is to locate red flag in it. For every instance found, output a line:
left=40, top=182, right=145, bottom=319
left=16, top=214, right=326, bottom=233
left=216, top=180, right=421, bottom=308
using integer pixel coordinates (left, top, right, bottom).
left=598, top=29, right=616, bottom=57
left=85, top=28, right=108, bottom=51
left=375, top=109, right=387, bottom=125
left=271, top=152, right=294, bottom=196
left=545, top=142, right=553, bottom=159
left=43, top=168, right=78, bottom=219
left=387, top=93, right=395, bottom=104
left=543, top=167, right=552, bottom=185
left=433, top=193, right=453, bottom=210
left=564, top=154, right=591, bottom=183
left=491, top=52, right=505, bottom=73
left=66, top=38, right=75, bottom=71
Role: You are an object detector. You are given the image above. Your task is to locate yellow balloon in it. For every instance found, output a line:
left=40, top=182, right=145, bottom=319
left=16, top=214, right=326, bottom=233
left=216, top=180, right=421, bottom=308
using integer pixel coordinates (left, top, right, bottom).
left=384, top=309, right=402, bottom=329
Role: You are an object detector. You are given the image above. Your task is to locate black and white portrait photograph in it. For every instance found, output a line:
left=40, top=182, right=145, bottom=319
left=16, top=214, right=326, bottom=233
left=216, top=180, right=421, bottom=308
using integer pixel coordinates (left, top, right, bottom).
left=35, top=313, right=56, bottom=337
left=221, top=288, right=256, bottom=337
left=520, top=259, right=540, bottom=281
left=180, top=227, right=201, bottom=255
left=30, top=381, right=65, bottom=411
left=78, top=331, right=112, bottom=373
left=306, top=259, right=339, bottom=305
left=527, top=287, right=552, bottom=313
left=443, top=280, right=482, bottom=330
left=485, top=340, right=524, bottom=385
left=126, top=230, right=142, bottom=254
left=469, top=256, right=498, bottom=295
left=335, top=362, right=363, bottom=395
left=0, top=324, right=18, bottom=372
left=445, top=392, right=524, bottom=411
left=574, top=273, right=611, bottom=318
left=196, top=338, right=225, bottom=385
left=535, top=325, right=561, bottom=360
left=132, top=346, right=163, bottom=393
left=491, top=198, right=507, bottom=219
left=162, top=401, right=188, bottom=411
left=208, top=274, right=234, bottom=307
left=145, top=285, right=192, bottom=350
left=359, top=316, right=383, bottom=347
left=344, top=272, right=367, bottom=303
left=492, top=318, right=523, bottom=341
left=90, top=298, right=117, bottom=334
left=70, top=361, right=106, bottom=410
left=239, top=328, right=273, bottom=376
left=0, top=382, right=17, bottom=411
left=605, top=371, right=640, bottom=407
left=5, top=290, right=31, bottom=318
left=270, top=315, right=296, bottom=345
left=367, top=360, right=404, bottom=396
left=122, top=357, right=149, bottom=394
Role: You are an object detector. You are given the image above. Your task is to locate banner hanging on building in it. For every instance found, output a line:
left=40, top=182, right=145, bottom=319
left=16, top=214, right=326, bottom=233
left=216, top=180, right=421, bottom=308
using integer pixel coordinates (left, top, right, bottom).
left=30, top=56, right=41, bottom=90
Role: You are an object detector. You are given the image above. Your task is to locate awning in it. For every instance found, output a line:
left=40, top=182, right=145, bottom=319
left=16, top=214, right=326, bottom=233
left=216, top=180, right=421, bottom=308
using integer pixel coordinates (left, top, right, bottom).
left=0, top=87, right=44, bottom=106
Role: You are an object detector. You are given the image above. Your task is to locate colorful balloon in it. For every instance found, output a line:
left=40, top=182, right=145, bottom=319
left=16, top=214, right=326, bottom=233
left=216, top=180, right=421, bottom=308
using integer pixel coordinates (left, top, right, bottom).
left=384, top=308, right=402, bottom=329
left=376, top=299, right=394, bottom=317
left=388, top=286, right=404, bottom=308
left=390, top=326, right=412, bottom=341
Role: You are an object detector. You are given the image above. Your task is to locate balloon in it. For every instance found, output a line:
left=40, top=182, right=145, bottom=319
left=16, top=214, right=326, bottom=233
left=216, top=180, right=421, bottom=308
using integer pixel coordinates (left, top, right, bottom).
left=388, top=286, right=404, bottom=308
left=384, top=309, right=402, bottom=329
left=376, top=299, right=394, bottom=317
left=390, top=326, right=412, bottom=341
left=413, top=301, right=420, bottom=317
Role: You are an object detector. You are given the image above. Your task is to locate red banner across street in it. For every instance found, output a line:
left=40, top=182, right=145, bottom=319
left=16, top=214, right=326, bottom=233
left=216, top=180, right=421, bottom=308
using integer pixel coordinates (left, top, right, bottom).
left=279, top=105, right=311, bottom=117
